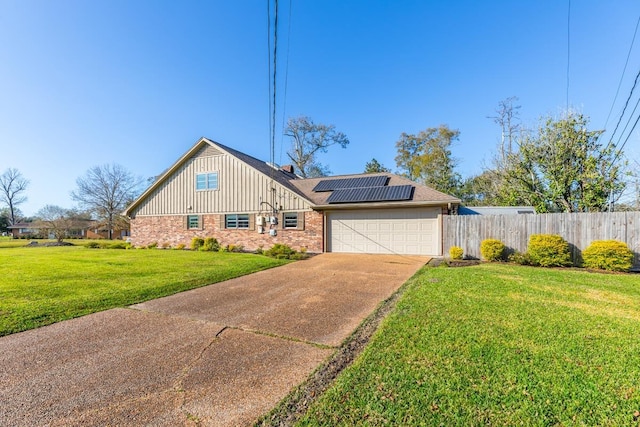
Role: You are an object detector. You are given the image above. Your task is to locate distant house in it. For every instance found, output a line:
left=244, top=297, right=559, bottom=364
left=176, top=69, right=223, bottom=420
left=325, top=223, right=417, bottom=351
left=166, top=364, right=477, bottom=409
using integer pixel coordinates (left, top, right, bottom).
left=124, top=138, right=461, bottom=256
left=7, top=223, right=44, bottom=239
left=7, top=220, right=129, bottom=240
left=458, top=206, right=536, bottom=215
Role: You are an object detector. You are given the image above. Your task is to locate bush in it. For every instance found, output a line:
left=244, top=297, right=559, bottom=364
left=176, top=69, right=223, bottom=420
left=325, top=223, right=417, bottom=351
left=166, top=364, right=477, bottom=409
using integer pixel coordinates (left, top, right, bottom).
left=582, top=240, right=633, bottom=272
left=191, top=237, right=204, bottom=251
left=480, top=239, right=505, bottom=261
left=201, top=237, right=220, bottom=252
left=263, top=243, right=308, bottom=260
left=508, top=251, right=532, bottom=266
left=85, top=241, right=100, bottom=249
left=449, top=246, right=464, bottom=260
left=175, top=243, right=186, bottom=250
left=108, top=241, right=130, bottom=249
left=527, top=234, right=572, bottom=267
left=146, top=242, right=158, bottom=249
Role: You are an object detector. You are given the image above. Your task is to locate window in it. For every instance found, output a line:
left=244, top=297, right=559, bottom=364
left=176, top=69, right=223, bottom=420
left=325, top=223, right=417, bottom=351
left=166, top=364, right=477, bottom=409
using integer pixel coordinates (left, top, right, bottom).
left=283, top=212, right=298, bottom=229
left=187, top=215, right=201, bottom=229
left=196, top=172, right=218, bottom=190
left=225, top=214, right=249, bottom=229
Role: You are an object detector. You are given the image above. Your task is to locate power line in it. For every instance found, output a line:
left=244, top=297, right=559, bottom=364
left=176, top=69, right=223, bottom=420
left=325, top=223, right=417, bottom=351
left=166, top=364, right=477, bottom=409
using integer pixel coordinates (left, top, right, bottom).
left=278, top=0, right=292, bottom=165
left=566, top=0, right=571, bottom=110
left=271, top=0, right=278, bottom=168
left=606, top=68, right=640, bottom=150
left=610, top=110, right=640, bottom=169
left=603, top=14, right=640, bottom=130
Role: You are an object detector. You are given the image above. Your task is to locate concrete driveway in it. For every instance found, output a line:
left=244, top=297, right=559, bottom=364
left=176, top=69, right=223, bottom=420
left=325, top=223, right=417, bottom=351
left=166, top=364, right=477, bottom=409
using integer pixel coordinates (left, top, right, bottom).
left=0, top=253, right=428, bottom=426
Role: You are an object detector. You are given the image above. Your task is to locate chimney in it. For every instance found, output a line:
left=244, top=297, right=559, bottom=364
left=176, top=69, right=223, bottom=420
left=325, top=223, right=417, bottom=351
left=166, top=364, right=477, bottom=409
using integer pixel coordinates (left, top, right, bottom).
left=281, top=165, right=294, bottom=174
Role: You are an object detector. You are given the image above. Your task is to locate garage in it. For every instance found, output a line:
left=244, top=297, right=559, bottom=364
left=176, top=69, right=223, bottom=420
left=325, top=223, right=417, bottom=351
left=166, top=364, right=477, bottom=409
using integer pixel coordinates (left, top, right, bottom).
left=327, top=207, right=441, bottom=255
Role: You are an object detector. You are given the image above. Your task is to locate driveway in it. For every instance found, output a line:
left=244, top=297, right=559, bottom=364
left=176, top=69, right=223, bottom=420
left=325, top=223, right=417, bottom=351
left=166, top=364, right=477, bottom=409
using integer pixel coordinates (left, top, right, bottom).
left=0, top=253, right=428, bottom=426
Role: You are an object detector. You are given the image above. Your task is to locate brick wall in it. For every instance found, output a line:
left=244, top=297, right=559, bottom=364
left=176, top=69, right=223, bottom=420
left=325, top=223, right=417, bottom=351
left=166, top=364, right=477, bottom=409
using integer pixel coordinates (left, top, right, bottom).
left=130, top=210, right=324, bottom=253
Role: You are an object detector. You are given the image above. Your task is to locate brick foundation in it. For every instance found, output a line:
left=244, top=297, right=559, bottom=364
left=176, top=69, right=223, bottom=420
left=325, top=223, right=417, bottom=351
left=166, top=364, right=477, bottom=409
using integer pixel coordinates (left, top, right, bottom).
left=130, top=211, right=324, bottom=253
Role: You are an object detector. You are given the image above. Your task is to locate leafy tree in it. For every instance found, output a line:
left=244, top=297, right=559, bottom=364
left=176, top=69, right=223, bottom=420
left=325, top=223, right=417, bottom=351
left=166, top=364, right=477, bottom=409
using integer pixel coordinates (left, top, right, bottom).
left=71, top=164, right=143, bottom=239
left=36, top=205, right=84, bottom=242
left=458, top=170, right=503, bottom=206
left=285, top=116, right=350, bottom=178
left=0, top=208, right=10, bottom=233
left=501, top=113, right=624, bottom=212
left=0, top=168, right=29, bottom=225
left=395, top=125, right=461, bottom=194
left=364, top=158, right=391, bottom=174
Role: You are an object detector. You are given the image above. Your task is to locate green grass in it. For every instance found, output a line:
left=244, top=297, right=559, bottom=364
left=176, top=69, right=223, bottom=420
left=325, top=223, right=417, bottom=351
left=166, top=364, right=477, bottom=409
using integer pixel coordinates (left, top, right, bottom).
left=298, top=263, right=640, bottom=426
left=0, top=246, right=287, bottom=336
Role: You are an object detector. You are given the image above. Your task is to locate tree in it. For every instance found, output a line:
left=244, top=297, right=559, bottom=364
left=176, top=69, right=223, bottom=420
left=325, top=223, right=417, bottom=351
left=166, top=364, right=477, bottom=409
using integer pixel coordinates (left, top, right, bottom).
left=488, top=96, right=521, bottom=164
left=364, top=158, right=391, bottom=174
left=284, top=116, right=350, bottom=178
left=71, top=164, right=142, bottom=239
left=36, top=205, right=83, bottom=242
left=500, top=112, right=625, bottom=212
left=0, top=168, right=29, bottom=225
left=395, top=125, right=461, bottom=194
left=0, top=208, right=10, bottom=233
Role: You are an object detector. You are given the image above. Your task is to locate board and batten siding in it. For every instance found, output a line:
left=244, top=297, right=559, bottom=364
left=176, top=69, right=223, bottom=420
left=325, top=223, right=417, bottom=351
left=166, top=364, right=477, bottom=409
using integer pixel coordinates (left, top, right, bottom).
left=443, top=211, right=640, bottom=268
left=132, top=149, right=310, bottom=216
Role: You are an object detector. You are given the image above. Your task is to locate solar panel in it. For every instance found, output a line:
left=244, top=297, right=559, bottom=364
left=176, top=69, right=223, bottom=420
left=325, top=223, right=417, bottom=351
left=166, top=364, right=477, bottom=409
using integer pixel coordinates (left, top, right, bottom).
left=327, top=185, right=414, bottom=204
left=313, top=175, right=389, bottom=192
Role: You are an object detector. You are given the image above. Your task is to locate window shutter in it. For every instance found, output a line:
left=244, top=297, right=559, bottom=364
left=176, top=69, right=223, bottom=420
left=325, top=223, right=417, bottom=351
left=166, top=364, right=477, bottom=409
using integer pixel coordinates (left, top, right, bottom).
left=248, top=214, right=255, bottom=231
left=280, top=212, right=286, bottom=230
left=218, top=215, right=225, bottom=230
left=297, top=212, right=305, bottom=231
left=198, top=215, right=203, bottom=230
left=184, top=215, right=189, bottom=230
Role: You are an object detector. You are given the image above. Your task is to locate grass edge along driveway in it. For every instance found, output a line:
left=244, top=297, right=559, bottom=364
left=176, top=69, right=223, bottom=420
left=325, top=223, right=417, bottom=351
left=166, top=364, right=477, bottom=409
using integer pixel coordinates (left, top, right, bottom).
left=0, top=246, right=287, bottom=337
left=297, top=263, right=640, bottom=426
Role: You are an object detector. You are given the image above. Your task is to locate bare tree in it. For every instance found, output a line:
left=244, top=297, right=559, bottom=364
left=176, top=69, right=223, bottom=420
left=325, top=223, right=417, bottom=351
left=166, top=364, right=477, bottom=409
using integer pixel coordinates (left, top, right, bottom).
left=284, top=116, right=350, bottom=178
left=36, top=205, right=81, bottom=242
left=488, top=96, right=521, bottom=164
left=0, top=168, right=29, bottom=225
left=71, top=164, right=142, bottom=239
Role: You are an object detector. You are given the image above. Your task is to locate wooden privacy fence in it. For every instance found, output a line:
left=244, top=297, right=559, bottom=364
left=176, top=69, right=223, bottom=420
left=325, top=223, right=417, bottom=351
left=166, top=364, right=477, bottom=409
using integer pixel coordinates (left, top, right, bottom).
left=443, top=212, right=640, bottom=268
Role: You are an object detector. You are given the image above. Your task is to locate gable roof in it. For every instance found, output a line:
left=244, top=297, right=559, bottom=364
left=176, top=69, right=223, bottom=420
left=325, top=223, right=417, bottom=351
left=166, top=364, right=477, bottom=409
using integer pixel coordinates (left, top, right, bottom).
left=124, top=138, right=313, bottom=216
left=125, top=138, right=461, bottom=216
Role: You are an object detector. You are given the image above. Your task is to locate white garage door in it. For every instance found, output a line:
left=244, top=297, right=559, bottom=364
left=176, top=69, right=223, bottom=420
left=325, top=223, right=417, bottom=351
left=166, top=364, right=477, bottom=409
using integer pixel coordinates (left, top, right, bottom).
left=327, top=208, right=441, bottom=255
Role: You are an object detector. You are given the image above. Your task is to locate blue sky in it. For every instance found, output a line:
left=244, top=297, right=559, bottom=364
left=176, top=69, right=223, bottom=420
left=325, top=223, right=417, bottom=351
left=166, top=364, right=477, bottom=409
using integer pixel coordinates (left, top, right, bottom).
left=2, top=0, right=639, bottom=216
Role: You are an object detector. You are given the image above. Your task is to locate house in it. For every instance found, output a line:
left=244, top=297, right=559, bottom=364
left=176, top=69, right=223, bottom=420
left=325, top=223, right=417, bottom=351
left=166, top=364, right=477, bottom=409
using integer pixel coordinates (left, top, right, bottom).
left=458, top=206, right=536, bottom=215
left=124, top=138, right=461, bottom=256
left=7, top=222, right=44, bottom=239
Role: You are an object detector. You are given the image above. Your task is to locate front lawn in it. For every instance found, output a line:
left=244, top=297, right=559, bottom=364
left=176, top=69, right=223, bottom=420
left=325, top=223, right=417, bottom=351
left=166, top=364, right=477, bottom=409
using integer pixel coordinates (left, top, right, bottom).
left=0, top=246, right=287, bottom=336
left=298, top=263, right=640, bottom=426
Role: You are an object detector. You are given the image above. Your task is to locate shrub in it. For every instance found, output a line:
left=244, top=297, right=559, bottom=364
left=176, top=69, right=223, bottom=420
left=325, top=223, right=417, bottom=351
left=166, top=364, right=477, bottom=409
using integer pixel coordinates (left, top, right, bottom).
left=480, top=239, right=505, bottom=261
left=508, top=251, right=532, bottom=266
left=449, top=246, right=464, bottom=260
left=85, top=241, right=100, bottom=249
left=175, top=243, right=186, bottom=250
left=225, top=244, right=244, bottom=253
left=263, top=243, right=308, bottom=260
left=527, top=234, right=572, bottom=267
left=147, top=241, right=158, bottom=249
left=582, top=240, right=633, bottom=272
left=201, top=237, right=220, bottom=252
left=161, top=242, right=171, bottom=249
left=108, top=241, right=130, bottom=249
left=255, top=245, right=264, bottom=255
left=191, top=237, right=204, bottom=251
